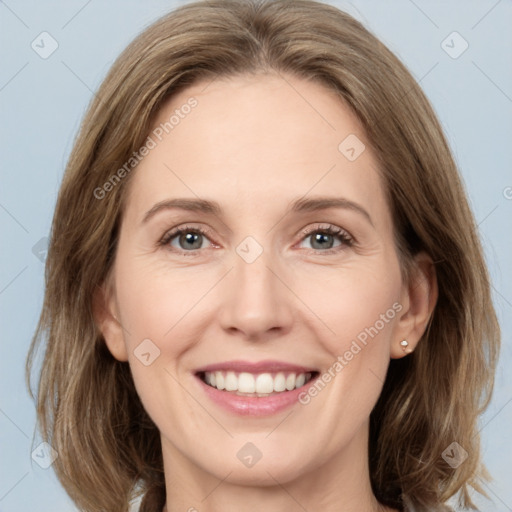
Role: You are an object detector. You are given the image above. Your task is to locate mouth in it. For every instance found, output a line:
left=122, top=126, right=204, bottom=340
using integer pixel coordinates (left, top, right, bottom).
left=193, top=360, right=320, bottom=415
left=196, top=369, right=319, bottom=397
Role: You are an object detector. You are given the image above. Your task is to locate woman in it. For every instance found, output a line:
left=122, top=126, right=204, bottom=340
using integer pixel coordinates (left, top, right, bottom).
left=26, top=1, right=500, bottom=511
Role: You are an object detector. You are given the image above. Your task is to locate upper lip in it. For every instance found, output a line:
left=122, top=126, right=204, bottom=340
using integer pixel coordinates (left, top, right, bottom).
left=194, top=360, right=318, bottom=374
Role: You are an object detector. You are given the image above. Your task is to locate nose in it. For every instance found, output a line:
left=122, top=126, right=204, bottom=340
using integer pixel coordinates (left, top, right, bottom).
left=217, top=245, right=294, bottom=341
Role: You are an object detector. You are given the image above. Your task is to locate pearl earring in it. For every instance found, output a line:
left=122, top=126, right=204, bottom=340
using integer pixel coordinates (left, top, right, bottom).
left=400, top=340, right=410, bottom=353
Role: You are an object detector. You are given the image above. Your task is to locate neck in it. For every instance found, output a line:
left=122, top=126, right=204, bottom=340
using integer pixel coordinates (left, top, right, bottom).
left=160, top=421, right=396, bottom=512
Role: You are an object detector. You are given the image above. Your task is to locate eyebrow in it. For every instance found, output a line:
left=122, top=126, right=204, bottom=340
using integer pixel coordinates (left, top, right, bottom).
left=142, top=196, right=373, bottom=226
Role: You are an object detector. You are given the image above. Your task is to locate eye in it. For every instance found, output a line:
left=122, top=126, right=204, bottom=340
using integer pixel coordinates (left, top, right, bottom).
left=298, top=224, right=353, bottom=253
left=159, top=225, right=214, bottom=254
left=159, top=223, right=354, bottom=256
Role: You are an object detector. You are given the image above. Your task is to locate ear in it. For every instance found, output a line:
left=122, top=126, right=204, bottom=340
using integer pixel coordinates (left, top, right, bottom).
left=92, top=279, right=128, bottom=362
left=391, top=251, right=438, bottom=359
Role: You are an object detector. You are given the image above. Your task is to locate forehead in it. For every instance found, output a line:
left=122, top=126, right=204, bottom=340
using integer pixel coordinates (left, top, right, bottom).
left=124, top=73, right=388, bottom=226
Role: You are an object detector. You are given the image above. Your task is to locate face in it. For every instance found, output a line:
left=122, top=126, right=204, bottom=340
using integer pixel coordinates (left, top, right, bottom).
left=100, top=73, right=419, bottom=487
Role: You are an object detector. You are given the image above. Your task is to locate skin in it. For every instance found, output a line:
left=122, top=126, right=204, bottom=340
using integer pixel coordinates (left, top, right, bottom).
left=95, top=72, right=437, bottom=512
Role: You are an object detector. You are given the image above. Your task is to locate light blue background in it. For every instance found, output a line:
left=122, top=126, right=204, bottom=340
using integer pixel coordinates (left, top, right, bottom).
left=1, top=1, right=511, bottom=510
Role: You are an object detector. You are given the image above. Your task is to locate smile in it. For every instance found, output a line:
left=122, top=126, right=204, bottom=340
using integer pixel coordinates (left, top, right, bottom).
left=199, top=370, right=317, bottom=396
left=200, top=371, right=314, bottom=397
left=194, top=360, right=320, bottom=415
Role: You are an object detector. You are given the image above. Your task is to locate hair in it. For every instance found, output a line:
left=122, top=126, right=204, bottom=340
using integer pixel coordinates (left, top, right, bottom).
left=26, top=1, right=500, bottom=511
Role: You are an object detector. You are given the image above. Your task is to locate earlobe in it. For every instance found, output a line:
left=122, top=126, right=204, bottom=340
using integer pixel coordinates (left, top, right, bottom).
left=391, top=252, right=438, bottom=359
left=399, top=339, right=412, bottom=355
left=92, top=282, right=129, bottom=362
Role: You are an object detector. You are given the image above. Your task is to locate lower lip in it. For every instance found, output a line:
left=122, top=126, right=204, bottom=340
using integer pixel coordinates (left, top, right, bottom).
left=195, top=374, right=318, bottom=416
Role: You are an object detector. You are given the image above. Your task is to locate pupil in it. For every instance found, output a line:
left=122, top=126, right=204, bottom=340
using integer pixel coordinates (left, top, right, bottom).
left=181, top=232, right=201, bottom=250
left=312, top=233, right=333, bottom=250
left=177, top=232, right=334, bottom=251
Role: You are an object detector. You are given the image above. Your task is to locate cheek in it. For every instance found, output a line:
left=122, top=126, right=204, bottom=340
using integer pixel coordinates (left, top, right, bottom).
left=116, top=262, right=201, bottom=426
left=309, top=262, right=401, bottom=415
left=114, top=253, right=210, bottom=353
left=299, top=261, right=402, bottom=355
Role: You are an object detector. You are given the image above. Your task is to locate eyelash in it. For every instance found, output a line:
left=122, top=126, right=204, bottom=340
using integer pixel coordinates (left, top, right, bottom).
left=158, top=223, right=354, bottom=256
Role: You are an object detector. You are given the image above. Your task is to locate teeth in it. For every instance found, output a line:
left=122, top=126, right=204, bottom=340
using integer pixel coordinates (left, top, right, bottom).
left=238, top=372, right=255, bottom=393
left=255, top=373, right=273, bottom=394
left=285, top=373, right=296, bottom=391
left=203, top=371, right=313, bottom=394
left=216, top=372, right=225, bottom=390
left=274, top=372, right=286, bottom=392
left=225, top=371, right=237, bottom=391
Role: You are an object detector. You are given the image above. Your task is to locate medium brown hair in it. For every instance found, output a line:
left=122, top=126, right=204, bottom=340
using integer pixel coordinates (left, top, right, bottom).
left=26, top=1, right=500, bottom=511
